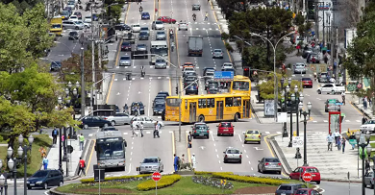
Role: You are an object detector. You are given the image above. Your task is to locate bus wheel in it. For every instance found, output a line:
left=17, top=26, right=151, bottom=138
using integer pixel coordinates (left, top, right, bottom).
left=234, top=113, right=240, bottom=122
left=198, top=115, right=205, bottom=122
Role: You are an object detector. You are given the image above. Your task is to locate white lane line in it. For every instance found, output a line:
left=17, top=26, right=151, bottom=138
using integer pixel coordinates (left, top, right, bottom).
left=132, top=142, right=134, bottom=145
left=220, top=167, right=223, bottom=170
left=146, top=131, right=151, bottom=134
left=88, top=133, right=93, bottom=137
left=126, top=163, right=132, bottom=175
left=215, top=149, right=217, bottom=152
left=345, top=120, right=350, bottom=122
left=251, top=167, right=253, bottom=171
left=44, top=191, right=49, bottom=195
left=323, top=120, right=328, bottom=123
left=211, top=132, right=214, bottom=141
left=147, top=78, right=152, bottom=116
left=248, top=161, right=251, bottom=164
left=356, top=120, right=361, bottom=122
left=276, top=132, right=281, bottom=134
left=265, top=131, right=270, bottom=134
left=131, top=146, right=133, bottom=150
left=313, top=121, right=317, bottom=123
left=130, top=152, right=133, bottom=155
left=218, top=160, right=221, bottom=164
left=130, top=158, right=132, bottom=161
left=246, top=155, right=249, bottom=158
left=214, top=143, right=216, bottom=146
left=244, top=150, right=246, bottom=153
left=123, top=132, right=128, bottom=135
left=242, top=144, right=244, bottom=147
left=238, top=134, right=242, bottom=142
left=216, top=154, right=219, bottom=158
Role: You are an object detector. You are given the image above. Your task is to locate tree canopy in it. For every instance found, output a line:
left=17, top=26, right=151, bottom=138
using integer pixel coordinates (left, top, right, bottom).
left=258, top=73, right=302, bottom=100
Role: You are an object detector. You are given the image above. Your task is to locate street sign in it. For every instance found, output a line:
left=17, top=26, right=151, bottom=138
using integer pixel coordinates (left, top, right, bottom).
left=214, top=71, right=234, bottom=81
left=67, top=145, right=73, bottom=154
left=302, top=172, right=313, bottom=182
left=292, top=136, right=303, bottom=148
left=152, top=172, right=161, bottom=182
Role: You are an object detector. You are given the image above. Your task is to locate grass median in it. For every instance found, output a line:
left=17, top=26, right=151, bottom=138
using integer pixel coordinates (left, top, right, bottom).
left=0, top=134, right=52, bottom=177
left=56, top=175, right=279, bottom=194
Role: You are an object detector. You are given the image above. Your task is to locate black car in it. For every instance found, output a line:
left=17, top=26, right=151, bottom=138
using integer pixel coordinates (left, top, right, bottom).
left=185, top=83, right=198, bottom=95
left=50, top=61, right=62, bottom=72
left=139, top=31, right=149, bottom=40
left=183, top=71, right=197, bottom=78
left=153, top=96, right=165, bottom=107
left=27, top=169, right=63, bottom=190
left=157, top=91, right=169, bottom=97
left=115, top=23, right=131, bottom=31
left=131, top=102, right=145, bottom=115
left=79, top=116, right=112, bottom=129
left=68, top=31, right=79, bottom=40
left=121, top=42, right=131, bottom=51
left=101, top=126, right=118, bottom=131
left=153, top=103, right=165, bottom=115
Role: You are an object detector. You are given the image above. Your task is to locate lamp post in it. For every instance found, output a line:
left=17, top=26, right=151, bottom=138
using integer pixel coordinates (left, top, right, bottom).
left=65, top=81, right=80, bottom=119
left=302, top=111, right=308, bottom=166
left=355, top=131, right=371, bottom=195
left=18, top=134, right=34, bottom=195
left=288, top=85, right=302, bottom=148
left=0, top=160, right=8, bottom=195
left=280, top=78, right=288, bottom=137
left=7, top=147, right=18, bottom=195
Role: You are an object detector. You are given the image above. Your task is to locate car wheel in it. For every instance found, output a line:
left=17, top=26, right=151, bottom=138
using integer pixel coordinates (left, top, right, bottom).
left=104, top=123, right=109, bottom=127
left=178, top=28, right=180, bottom=31
left=259, top=141, right=261, bottom=144
left=234, top=113, right=240, bottom=122
left=223, top=159, right=226, bottom=163
left=83, top=124, right=88, bottom=129
left=193, top=136, right=196, bottom=139
left=28, top=186, right=32, bottom=190
left=173, top=21, right=176, bottom=24
left=75, top=26, right=79, bottom=30
left=244, top=141, right=246, bottom=144
left=111, top=121, right=116, bottom=126
left=44, top=183, right=48, bottom=189
left=58, top=181, right=63, bottom=186
left=317, top=90, right=321, bottom=94
left=257, top=166, right=260, bottom=172
left=317, top=181, right=321, bottom=184
left=207, top=134, right=209, bottom=139
left=239, top=159, right=242, bottom=163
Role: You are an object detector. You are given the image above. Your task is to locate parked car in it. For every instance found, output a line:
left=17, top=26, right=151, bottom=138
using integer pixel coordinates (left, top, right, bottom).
left=155, top=58, right=167, bottom=69
left=141, top=12, right=150, bottom=20
left=50, top=61, right=62, bottom=72
left=302, top=78, right=313, bottom=88
left=223, top=147, right=242, bottom=163
left=191, top=122, right=209, bottom=138
left=157, top=16, right=176, bottom=24
left=289, top=166, right=321, bottom=184
left=257, top=157, right=282, bottom=174
left=131, top=102, right=145, bottom=115
left=156, top=31, right=166, bottom=40
left=293, top=63, right=307, bottom=74
left=121, top=42, right=132, bottom=51
left=131, top=116, right=164, bottom=128
left=152, top=20, right=165, bottom=30
left=27, top=169, right=64, bottom=190
left=275, top=183, right=307, bottom=195
left=360, top=119, right=375, bottom=133
left=212, top=49, right=223, bottom=58
left=217, top=122, right=234, bottom=136
left=317, top=83, right=345, bottom=94
left=244, top=129, right=261, bottom=144
left=137, top=157, right=164, bottom=174
left=103, top=113, right=133, bottom=126
left=78, top=116, right=112, bottom=129
left=192, top=4, right=201, bottom=10
left=178, top=22, right=188, bottom=31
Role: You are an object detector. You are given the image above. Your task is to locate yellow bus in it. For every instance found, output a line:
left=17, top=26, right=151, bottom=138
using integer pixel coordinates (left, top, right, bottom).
left=163, top=76, right=251, bottom=123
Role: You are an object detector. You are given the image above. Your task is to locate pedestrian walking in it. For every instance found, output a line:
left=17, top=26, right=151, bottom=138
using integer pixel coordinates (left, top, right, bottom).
left=181, top=154, right=185, bottom=164
left=131, top=123, right=138, bottom=137
left=204, top=12, right=208, bottom=21
left=337, top=136, right=341, bottom=151
left=52, top=128, right=58, bottom=145
left=173, top=154, right=179, bottom=173
left=154, top=121, right=160, bottom=138
left=342, top=137, right=346, bottom=153
left=191, top=153, right=196, bottom=170
left=364, top=97, right=368, bottom=110
left=78, top=157, right=86, bottom=176
left=79, top=133, right=85, bottom=151
left=326, top=133, right=334, bottom=151
left=187, top=131, right=192, bottom=148
left=139, top=122, right=144, bottom=137
left=42, top=156, right=49, bottom=170
left=349, top=132, right=356, bottom=150
left=177, top=156, right=181, bottom=170
left=334, top=131, right=340, bottom=146
left=171, top=41, right=175, bottom=52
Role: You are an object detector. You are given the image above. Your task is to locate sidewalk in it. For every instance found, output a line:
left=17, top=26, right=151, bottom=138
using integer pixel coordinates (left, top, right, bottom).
left=270, top=132, right=362, bottom=182
left=350, top=95, right=374, bottom=119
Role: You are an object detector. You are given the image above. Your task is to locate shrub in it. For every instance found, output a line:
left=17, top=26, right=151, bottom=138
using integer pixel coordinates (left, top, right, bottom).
left=194, top=171, right=233, bottom=175
left=221, top=32, right=229, bottom=40
left=137, top=174, right=181, bottom=191
left=80, top=174, right=152, bottom=183
left=225, top=43, right=234, bottom=52
left=212, top=172, right=289, bottom=185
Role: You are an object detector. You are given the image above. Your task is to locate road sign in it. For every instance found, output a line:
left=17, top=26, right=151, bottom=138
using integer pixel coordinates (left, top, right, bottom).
left=152, top=172, right=161, bottom=182
left=221, top=179, right=226, bottom=185
left=67, top=145, right=73, bottom=154
left=214, top=71, right=234, bottom=81
left=302, top=172, right=313, bottom=182
left=292, top=136, right=303, bottom=148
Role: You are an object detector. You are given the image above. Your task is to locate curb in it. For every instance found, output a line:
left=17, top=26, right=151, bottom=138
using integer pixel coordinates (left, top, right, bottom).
left=74, top=140, right=93, bottom=177
left=267, top=134, right=363, bottom=183
left=351, top=101, right=371, bottom=119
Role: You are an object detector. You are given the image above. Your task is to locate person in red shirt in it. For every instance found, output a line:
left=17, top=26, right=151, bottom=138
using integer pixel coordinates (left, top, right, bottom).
left=78, top=157, right=86, bottom=176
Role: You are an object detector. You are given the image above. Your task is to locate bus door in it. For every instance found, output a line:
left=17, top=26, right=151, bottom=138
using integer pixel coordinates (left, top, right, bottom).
left=216, top=101, right=223, bottom=120
left=243, top=100, right=250, bottom=118
left=189, top=102, right=196, bottom=122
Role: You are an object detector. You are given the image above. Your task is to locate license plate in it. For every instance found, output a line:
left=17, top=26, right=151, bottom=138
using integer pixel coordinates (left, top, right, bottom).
left=30, top=184, right=35, bottom=186
left=281, top=193, right=286, bottom=195
left=252, top=136, right=255, bottom=139
left=224, top=129, right=228, bottom=131
left=199, top=134, right=204, bottom=136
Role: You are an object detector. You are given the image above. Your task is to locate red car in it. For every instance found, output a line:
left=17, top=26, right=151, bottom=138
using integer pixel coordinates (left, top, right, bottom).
left=217, top=122, right=234, bottom=136
left=157, top=16, right=176, bottom=24
left=294, top=188, right=322, bottom=195
left=302, top=78, right=313, bottom=88
left=289, top=166, right=321, bottom=184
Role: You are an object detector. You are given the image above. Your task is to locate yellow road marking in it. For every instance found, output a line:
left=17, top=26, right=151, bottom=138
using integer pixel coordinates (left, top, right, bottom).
left=209, top=1, right=233, bottom=63
left=264, top=134, right=289, bottom=178
left=86, top=139, right=96, bottom=172
left=351, top=101, right=365, bottom=115
left=169, top=77, right=172, bottom=95
left=172, top=131, right=176, bottom=155
left=105, top=4, right=131, bottom=104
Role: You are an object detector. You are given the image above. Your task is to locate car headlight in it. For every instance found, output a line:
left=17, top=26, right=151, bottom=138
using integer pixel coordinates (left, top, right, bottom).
left=27, top=181, right=30, bottom=184
left=36, top=181, right=43, bottom=184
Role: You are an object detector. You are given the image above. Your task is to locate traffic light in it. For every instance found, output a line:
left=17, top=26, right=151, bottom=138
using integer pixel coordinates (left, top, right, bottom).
left=176, top=87, right=178, bottom=94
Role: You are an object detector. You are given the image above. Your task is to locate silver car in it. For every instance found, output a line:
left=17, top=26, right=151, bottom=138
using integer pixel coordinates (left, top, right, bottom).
left=223, top=147, right=242, bottom=163
left=257, top=157, right=282, bottom=174
left=140, top=27, right=150, bottom=36
left=103, top=113, right=134, bottom=126
left=152, top=21, right=164, bottom=30
left=119, top=56, right=131, bottom=66
left=293, top=62, right=307, bottom=74
left=178, top=22, right=188, bottom=31
left=136, top=44, right=147, bottom=51
left=192, top=4, right=201, bottom=10
left=156, top=31, right=166, bottom=40
left=212, top=49, right=223, bottom=58
left=155, top=58, right=167, bottom=69
left=138, top=157, right=164, bottom=174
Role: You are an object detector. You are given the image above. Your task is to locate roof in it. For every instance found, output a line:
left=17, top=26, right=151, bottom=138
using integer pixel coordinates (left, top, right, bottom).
left=96, top=131, right=123, bottom=139
left=194, top=122, right=207, bottom=125
left=167, top=93, right=249, bottom=99
left=144, top=156, right=159, bottom=159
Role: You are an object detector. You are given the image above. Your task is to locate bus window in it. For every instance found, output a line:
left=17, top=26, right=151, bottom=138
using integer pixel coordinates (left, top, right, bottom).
left=234, top=97, right=241, bottom=106
left=198, top=99, right=202, bottom=108
left=202, top=99, right=207, bottom=108
left=233, top=81, right=250, bottom=91
left=225, top=97, right=233, bottom=107
left=185, top=100, right=188, bottom=109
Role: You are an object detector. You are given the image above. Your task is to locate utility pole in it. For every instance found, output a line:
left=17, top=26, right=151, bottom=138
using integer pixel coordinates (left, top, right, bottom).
left=91, top=5, right=95, bottom=115
left=80, top=47, right=86, bottom=116
left=97, top=24, right=102, bottom=109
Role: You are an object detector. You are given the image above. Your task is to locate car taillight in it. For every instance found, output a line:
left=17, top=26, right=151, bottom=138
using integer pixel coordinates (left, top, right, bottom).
left=245, top=135, right=247, bottom=138
left=265, top=163, right=269, bottom=165
left=225, top=155, right=227, bottom=158
left=278, top=163, right=281, bottom=166
left=104, top=118, right=107, bottom=120
left=194, top=130, right=197, bottom=133
left=258, top=135, right=261, bottom=138
left=239, top=155, right=242, bottom=158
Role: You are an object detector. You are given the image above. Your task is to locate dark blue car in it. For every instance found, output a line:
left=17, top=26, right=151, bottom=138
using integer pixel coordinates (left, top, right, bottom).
left=141, top=12, right=150, bottom=20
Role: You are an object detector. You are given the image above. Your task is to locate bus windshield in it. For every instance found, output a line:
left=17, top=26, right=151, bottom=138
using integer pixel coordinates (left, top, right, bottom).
left=232, top=81, right=249, bottom=91
left=166, top=98, right=179, bottom=107
left=96, top=140, right=124, bottom=160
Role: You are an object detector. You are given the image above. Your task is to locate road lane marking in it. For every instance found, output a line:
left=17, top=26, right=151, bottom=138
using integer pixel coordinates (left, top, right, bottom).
left=323, top=120, right=328, bottom=122
left=86, top=140, right=96, bottom=176
left=146, top=131, right=151, bottom=134
left=356, top=120, right=361, bottom=122
left=131, top=146, right=133, bottom=150
left=251, top=167, right=253, bottom=171
left=147, top=78, right=152, bottom=116
left=172, top=131, right=176, bottom=156
left=238, top=134, right=242, bottom=142
left=124, top=132, right=128, bottom=135
left=130, top=152, right=133, bottom=155
left=244, top=149, right=246, bottom=153
left=220, top=167, right=222, bottom=170
left=345, top=120, right=350, bottom=122
left=276, top=132, right=281, bottom=134
left=126, top=163, right=132, bottom=175
left=218, top=160, right=221, bottom=164
left=88, top=133, right=93, bottom=137
left=216, top=154, right=219, bottom=158
left=248, top=161, right=251, bottom=164
left=214, top=143, right=216, bottom=146
left=264, top=134, right=289, bottom=178
left=246, top=155, right=249, bottom=158
left=265, top=131, right=270, bottom=134
left=215, top=149, right=217, bottom=152
left=242, top=144, right=244, bottom=147
left=211, top=131, right=214, bottom=141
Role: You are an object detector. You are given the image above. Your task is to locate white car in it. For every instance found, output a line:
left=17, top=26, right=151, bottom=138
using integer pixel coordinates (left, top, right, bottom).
left=103, top=113, right=134, bottom=126
left=360, top=119, right=375, bottom=133
left=212, top=49, right=224, bottom=58
left=75, top=20, right=90, bottom=28
left=131, top=24, right=141, bottom=32
left=178, top=22, right=188, bottom=31
left=66, top=0, right=75, bottom=8
left=152, top=21, right=164, bottom=30
left=222, top=62, right=233, bottom=69
left=69, top=15, right=79, bottom=22
left=83, top=16, right=92, bottom=23
left=131, top=116, right=164, bottom=128
left=62, top=20, right=84, bottom=30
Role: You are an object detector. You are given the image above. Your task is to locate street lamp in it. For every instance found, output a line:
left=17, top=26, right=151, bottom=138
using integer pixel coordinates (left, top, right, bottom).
left=280, top=78, right=288, bottom=137
left=355, top=131, right=371, bottom=195
left=18, top=134, right=34, bottom=195
left=302, top=109, right=312, bottom=166
left=0, top=160, right=8, bottom=195
left=307, top=102, right=312, bottom=120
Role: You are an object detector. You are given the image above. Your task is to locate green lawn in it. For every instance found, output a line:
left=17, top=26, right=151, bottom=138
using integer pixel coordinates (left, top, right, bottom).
left=56, top=176, right=276, bottom=194
left=370, top=135, right=375, bottom=142
left=0, top=134, right=52, bottom=177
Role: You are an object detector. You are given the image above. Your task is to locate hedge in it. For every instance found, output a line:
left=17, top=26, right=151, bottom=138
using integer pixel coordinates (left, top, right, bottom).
left=137, top=174, right=181, bottom=191
left=212, top=172, right=289, bottom=186
left=80, top=174, right=152, bottom=183
left=194, top=171, right=233, bottom=175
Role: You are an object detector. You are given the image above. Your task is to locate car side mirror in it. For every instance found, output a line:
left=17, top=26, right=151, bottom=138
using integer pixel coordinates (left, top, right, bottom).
left=216, top=125, right=218, bottom=127
left=223, top=152, right=225, bottom=154
left=258, top=160, right=261, bottom=163
left=233, top=126, right=235, bottom=127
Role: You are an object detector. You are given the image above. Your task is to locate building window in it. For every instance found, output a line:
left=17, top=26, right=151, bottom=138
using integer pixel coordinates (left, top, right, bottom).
left=233, top=97, right=241, bottom=106
left=225, top=97, right=233, bottom=107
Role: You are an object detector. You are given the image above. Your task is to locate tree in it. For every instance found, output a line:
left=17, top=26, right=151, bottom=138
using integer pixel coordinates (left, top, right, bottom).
left=228, top=7, right=294, bottom=67
left=242, top=45, right=288, bottom=71
left=294, top=13, right=312, bottom=45
left=258, top=73, right=302, bottom=100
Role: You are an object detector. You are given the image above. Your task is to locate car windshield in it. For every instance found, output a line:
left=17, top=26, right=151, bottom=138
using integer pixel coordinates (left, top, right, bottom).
left=232, top=81, right=249, bottom=91
left=214, top=49, right=221, bottom=52
left=68, top=1, right=74, bottom=5
left=195, top=125, right=207, bottom=130
left=155, top=104, right=164, bottom=108
left=365, top=120, right=375, bottom=124
left=227, top=149, right=239, bottom=154
left=295, top=190, right=309, bottom=194
left=138, top=44, right=146, bottom=47
left=156, top=21, right=163, bottom=24
left=122, top=42, right=130, bottom=46
left=133, top=25, right=140, bottom=27
left=32, top=171, right=49, bottom=177
left=97, top=141, right=124, bottom=160
left=247, top=130, right=259, bottom=134
left=305, top=168, right=319, bottom=173
left=265, top=158, right=280, bottom=162
left=69, top=32, right=77, bottom=36
left=62, top=11, right=69, bottom=15
left=220, top=122, right=231, bottom=127
left=121, top=57, right=130, bottom=60
left=143, top=158, right=158, bottom=163
left=157, top=32, right=165, bottom=34
left=302, top=78, right=311, bottom=81
left=156, top=59, right=165, bottom=63
left=141, top=27, right=148, bottom=30
left=206, top=72, right=214, bottom=76
left=278, top=185, right=292, bottom=190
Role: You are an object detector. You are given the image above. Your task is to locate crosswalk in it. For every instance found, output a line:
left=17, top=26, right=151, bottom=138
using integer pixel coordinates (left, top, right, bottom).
left=88, top=130, right=173, bottom=137
left=128, top=21, right=220, bottom=26
left=311, top=119, right=362, bottom=123
left=113, top=76, right=170, bottom=81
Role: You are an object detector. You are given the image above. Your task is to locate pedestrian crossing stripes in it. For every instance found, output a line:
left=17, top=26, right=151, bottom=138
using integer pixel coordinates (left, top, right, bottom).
left=114, top=76, right=170, bottom=81
left=312, top=120, right=362, bottom=123
left=128, top=21, right=219, bottom=26
left=122, top=130, right=173, bottom=135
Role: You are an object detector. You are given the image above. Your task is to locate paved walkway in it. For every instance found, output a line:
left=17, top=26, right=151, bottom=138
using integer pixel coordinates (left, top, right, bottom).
left=271, top=132, right=362, bottom=182
left=350, top=95, right=374, bottom=119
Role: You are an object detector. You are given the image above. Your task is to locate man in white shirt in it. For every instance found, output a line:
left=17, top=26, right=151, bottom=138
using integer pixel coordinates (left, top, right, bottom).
left=327, top=133, right=334, bottom=151
left=191, top=153, right=196, bottom=170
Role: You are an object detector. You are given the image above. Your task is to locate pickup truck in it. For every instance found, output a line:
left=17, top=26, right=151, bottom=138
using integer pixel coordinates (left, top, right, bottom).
left=317, top=83, right=345, bottom=94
